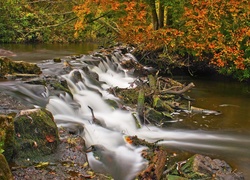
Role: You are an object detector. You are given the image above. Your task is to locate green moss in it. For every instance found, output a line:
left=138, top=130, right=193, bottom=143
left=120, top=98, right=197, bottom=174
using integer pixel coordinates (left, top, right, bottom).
left=0, top=57, right=41, bottom=78
left=116, top=88, right=139, bottom=105
left=0, top=115, right=14, bottom=161
left=145, top=108, right=172, bottom=124
left=51, top=81, right=72, bottom=97
left=0, top=154, right=13, bottom=180
left=169, top=155, right=210, bottom=179
left=13, top=109, right=59, bottom=165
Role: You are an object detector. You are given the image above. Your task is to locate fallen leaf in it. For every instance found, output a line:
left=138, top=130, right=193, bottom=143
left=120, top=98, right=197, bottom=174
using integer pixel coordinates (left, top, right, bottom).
left=45, top=135, right=55, bottom=143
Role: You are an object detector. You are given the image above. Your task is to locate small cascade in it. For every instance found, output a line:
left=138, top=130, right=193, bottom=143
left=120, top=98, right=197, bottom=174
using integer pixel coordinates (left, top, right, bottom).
left=45, top=49, right=250, bottom=179
left=3, top=47, right=248, bottom=179
left=46, top=50, right=148, bottom=180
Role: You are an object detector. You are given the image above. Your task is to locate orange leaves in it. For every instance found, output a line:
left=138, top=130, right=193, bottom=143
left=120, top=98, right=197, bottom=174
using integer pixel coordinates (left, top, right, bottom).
left=180, top=0, right=249, bottom=75
left=45, top=135, right=56, bottom=143
left=111, top=2, right=120, bottom=10
left=124, top=2, right=136, bottom=11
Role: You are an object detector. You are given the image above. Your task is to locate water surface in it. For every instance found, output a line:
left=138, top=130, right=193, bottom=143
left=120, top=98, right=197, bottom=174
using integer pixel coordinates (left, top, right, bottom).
left=0, top=43, right=98, bottom=62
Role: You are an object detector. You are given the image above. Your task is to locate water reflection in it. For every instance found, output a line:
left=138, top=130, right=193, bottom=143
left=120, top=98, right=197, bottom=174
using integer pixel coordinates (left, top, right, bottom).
left=173, top=76, right=250, bottom=131
left=0, top=43, right=98, bottom=62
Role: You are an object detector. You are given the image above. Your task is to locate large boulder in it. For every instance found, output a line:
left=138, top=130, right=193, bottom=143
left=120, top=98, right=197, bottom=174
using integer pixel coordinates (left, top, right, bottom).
left=13, top=108, right=59, bottom=165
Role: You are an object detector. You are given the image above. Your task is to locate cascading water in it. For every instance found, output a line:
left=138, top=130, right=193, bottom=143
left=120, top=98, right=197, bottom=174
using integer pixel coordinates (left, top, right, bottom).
left=44, top=50, right=250, bottom=179
left=2, top=48, right=249, bottom=179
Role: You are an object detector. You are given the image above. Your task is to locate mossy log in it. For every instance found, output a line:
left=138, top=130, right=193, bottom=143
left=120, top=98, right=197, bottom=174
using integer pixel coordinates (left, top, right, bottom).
left=137, top=89, right=145, bottom=120
left=148, top=74, right=157, bottom=89
left=138, top=147, right=168, bottom=180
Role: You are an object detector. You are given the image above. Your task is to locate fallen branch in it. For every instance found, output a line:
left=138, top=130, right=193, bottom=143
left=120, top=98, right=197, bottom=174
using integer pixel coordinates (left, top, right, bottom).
left=161, top=82, right=195, bottom=95
left=88, top=106, right=105, bottom=127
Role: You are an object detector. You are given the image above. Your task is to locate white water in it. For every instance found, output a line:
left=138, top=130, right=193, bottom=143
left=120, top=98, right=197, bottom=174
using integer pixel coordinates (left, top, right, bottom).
left=43, top=51, right=250, bottom=179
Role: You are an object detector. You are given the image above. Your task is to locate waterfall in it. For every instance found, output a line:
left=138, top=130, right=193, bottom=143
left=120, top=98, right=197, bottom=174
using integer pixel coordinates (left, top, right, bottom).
left=46, top=51, right=148, bottom=180
left=45, top=49, right=250, bottom=179
left=2, top=48, right=246, bottom=179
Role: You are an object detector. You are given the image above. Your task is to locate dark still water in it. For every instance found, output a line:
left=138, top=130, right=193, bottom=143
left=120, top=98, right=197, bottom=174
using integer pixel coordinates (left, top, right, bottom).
left=174, top=76, right=250, bottom=131
left=173, top=76, right=250, bottom=179
left=0, top=43, right=98, bottom=62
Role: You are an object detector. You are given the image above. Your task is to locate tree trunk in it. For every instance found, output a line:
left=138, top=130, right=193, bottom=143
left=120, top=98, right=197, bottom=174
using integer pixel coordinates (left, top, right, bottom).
left=166, top=7, right=173, bottom=26
left=158, top=0, right=165, bottom=28
left=149, top=0, right=159, bottom=30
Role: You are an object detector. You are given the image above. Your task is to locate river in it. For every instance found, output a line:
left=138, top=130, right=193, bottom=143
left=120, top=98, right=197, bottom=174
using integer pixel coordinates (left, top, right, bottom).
left=1, top=43, right=250, bottom=179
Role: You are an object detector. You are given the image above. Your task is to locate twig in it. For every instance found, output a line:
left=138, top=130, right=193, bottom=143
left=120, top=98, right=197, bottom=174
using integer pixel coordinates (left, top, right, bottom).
left=161, top=83, right=195, bottom=95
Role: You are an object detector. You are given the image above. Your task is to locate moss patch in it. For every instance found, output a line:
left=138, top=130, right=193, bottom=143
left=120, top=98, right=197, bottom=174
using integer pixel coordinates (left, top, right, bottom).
left=0, top=57, right=41, bottom=78
left=13, top=109, right=59, bottom=165
left=0, top=115, right=14, bottom=161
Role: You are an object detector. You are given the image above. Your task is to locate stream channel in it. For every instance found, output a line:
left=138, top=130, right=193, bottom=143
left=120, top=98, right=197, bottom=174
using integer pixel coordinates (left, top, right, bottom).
left=1, top=43, right=250, bottom=179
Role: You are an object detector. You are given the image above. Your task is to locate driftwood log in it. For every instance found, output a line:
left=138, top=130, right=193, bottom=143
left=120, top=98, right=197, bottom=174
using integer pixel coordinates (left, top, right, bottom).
left=138, top=147, right=167, bottom=180
left=160, top=82, right=195, bottom=95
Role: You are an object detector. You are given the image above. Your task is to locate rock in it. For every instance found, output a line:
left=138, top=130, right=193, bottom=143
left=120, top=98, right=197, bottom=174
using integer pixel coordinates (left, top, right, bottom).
left=0, top=57, right=41, bottom=78
left=13, top=108, right=59, bottom=165
left=168, top=154, right=244, bottom=179
left=0, top=115, right=15, bottom=161
left=53, top=57, right=61, bottom=63
left=0, top=48, right=16, bottom=57
left=0, top=154, right=13, bottom=180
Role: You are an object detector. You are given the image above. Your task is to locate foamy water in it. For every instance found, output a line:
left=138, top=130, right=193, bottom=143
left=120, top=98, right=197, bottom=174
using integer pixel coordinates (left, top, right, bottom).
left=45, top=51, right=250, bottom=179
left=1, top=49, right=249, bottom=179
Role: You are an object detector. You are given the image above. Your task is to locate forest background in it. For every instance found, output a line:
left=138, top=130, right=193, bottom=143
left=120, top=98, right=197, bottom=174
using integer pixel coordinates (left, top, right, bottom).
left=0, top=0, right=249, bottom=81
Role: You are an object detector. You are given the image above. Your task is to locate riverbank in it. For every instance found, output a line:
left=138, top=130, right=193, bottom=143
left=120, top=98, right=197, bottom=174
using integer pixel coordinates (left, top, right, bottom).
left=0, top=45, right=247, bottom=179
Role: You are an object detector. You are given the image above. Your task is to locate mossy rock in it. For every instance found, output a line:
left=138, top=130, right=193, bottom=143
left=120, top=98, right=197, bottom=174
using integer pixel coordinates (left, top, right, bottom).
left=13, top=109, right=59, bottom=165
left=168, top=154, right=244, bottom=179
left=0, top=115, right=15, bottom=162
left=0, top=154, right=13, bottom=180
left=0, top=57, right=41, bottom=78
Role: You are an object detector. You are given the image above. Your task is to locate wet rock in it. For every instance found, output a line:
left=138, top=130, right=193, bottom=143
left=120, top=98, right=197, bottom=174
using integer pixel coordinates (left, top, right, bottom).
left=0, top=48, right=16, bottom=57
left=0, top=154, right=13, bottom=180
left=11, top=128, right=107, bottom=180
left=0, top=115, right=15, bottom=161
left=53, top=57, right=62, bottom=63
left=0, top=92, right=28, bottom=114
left=13, top=108, right=59, bottom=165
left=167, top=154, right=244, bottom=180
left=0, top=57, right=41, bottom=78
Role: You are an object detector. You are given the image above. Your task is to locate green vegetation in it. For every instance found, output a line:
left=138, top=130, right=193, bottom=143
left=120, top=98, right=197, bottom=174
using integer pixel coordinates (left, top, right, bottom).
left=0, top=0, right=78, bottom=43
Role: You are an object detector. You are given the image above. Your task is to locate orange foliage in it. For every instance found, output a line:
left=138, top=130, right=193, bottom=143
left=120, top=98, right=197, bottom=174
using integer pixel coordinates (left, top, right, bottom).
left=73, top=0, right=249, bottom=76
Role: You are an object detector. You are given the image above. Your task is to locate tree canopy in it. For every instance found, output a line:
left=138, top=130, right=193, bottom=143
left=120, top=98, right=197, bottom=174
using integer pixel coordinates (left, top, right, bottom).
left=73, top=0, right=250, bottom=81
left=0, top=0, right=249, bottom=80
